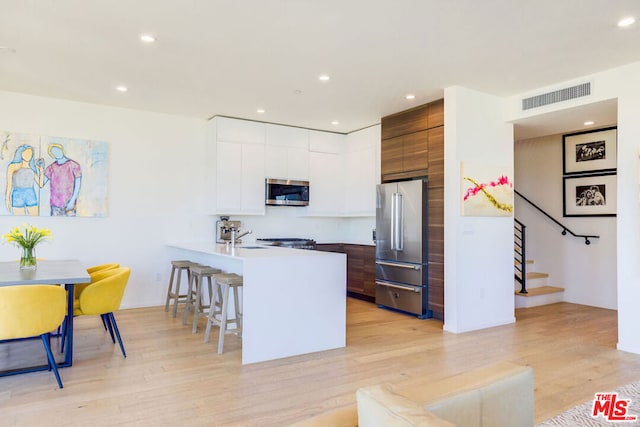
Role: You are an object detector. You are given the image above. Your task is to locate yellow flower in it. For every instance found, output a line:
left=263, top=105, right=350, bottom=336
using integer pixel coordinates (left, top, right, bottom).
left=2, top=224, right=53, bottom=249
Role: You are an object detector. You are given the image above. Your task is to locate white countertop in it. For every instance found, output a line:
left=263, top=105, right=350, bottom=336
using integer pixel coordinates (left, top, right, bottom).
left=167, top=242, right=338, bottom=259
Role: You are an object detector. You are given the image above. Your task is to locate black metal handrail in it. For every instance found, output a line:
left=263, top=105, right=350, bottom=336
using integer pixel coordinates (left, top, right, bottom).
left=514, top=218, right=527, bottom=294
left=514, top=190, right=599, bottom=245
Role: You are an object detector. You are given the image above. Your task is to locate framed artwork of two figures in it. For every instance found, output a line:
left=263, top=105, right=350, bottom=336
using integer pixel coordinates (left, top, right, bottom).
left=1, top=131, right=108, bottom=218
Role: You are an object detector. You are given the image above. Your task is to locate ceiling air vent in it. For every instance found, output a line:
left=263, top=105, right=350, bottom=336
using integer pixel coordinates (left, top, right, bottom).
left=522, top=82, right=591, bottom=110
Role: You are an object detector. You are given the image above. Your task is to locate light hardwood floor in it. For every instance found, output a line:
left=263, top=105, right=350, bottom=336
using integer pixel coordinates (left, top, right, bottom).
left=2, top=299, right=640, bottom=426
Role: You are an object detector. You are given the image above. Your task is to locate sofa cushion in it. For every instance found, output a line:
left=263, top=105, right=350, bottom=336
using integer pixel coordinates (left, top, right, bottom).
left=424, top=364, right=534, bottom=427
left=476, top=367, right=534, bottom=427
left=426, top=388, right=482, bottom=427
left=357, top=384, right=456, bottom=427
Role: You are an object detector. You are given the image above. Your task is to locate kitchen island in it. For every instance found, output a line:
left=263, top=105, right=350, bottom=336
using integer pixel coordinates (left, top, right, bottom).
left=167, top=242, right=346, bottom=364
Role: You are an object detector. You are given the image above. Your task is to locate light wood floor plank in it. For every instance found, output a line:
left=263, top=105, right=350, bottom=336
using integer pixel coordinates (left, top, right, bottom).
left=1, top=299, right=639, bottom=426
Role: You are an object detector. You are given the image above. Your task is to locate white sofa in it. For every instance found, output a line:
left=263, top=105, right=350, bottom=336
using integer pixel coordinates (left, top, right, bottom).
left=290, top=362, right=534, bottom=427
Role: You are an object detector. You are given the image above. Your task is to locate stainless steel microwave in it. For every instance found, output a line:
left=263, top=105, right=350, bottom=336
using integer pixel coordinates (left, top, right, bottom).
left=265, top=178, right=310, bottom=206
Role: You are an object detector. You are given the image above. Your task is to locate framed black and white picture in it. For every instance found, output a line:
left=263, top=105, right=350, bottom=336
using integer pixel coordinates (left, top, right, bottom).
left=563, top=173, right=617, bottom=217
left=563, top=127, right=617, bottom=175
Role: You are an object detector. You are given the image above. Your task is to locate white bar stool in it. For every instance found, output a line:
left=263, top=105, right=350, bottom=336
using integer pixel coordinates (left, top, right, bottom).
left=183, top=264, right=222, bottom=333
left=164, top=260, right=197, bottom=318
left=204, top=273, right=243, bottom=354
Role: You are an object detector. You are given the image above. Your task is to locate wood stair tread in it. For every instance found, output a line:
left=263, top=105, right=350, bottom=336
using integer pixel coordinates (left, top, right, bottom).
left=515, top=286, right=564, bottom=297
left=514, top=259, right=534, bottom=265
left=515, top=271, right=548, bottom=280
left=526, top=272, right=548, bottom=279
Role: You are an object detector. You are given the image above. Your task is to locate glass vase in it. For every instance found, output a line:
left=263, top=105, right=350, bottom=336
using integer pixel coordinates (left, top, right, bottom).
left=20, top=246, right=37, bottom=270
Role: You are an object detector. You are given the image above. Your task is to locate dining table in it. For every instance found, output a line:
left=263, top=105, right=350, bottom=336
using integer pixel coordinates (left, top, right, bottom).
left=0, top=259, right=90, bottom=377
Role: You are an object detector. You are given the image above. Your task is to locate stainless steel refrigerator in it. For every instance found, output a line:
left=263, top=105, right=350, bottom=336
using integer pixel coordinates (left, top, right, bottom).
left=375, top=179, right=431, bottom=318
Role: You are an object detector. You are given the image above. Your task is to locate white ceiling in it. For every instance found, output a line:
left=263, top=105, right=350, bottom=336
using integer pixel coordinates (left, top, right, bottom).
left=0, top=1, right=638, bottom=134
left=513, top=99, right=618, bottom=140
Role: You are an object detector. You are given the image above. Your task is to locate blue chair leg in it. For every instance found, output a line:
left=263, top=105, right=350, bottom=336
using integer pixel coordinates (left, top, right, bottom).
left=108, top=312, right=126, bottom=358
left=101, top=314, right=108, bottom=331
left=46, top=333, right=53, bottom=370
left=104, top=314, right=116, bottom=344
left=41, top=333, right=63, bottom=389
left=59, top=316, right=67, bottom=353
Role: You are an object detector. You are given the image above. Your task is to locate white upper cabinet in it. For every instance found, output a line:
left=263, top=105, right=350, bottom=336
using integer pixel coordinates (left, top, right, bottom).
left=216, top=141, right=265, bottom=215
left=217, top=117, right=265, bottom=144
left=344, top=125, right=381, bottom=216
left=286, top=147, right=309, bottom=181
left=309, top=130, right=344, bottom=154
left=265, top=124, right=309, bottom=149
left=306, top=151, right=344, bottom=216
left=304, top=130, right=346, bottom=216
left=216, top=141, right=242, bottom=213
left=213, top=117, right=266, bottom=215
left=240, top=143, right=266, bottom=215
left=264, top=145, right=288, bottom=179
left=265, top=124, right=309, bottom=180
left=209, top=117, right=377, bottom=217
left=345, top=147, right=376, bottom=215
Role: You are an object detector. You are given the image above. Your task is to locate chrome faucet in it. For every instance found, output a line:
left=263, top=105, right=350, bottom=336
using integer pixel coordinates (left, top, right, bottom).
left=230, top=227, right=252, bottom=250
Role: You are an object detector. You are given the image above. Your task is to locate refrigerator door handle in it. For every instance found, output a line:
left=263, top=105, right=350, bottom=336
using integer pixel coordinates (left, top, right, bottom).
left=390, top=192, right=397, bottom=250
left=376, top=280, right=420, bottom=293
left=376, top=260, right=422, bottom=270
left=396, top=192, right=403, bottom=251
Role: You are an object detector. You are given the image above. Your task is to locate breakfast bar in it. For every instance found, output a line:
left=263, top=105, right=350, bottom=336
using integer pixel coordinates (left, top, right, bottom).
left=167, top=243, right=346, bottom=364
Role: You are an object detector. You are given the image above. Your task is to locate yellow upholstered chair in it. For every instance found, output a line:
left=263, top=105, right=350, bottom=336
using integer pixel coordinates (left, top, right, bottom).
left=86, top=263, right=120, bottom=274
left=0, top=285, right=67, bottom=388
left=75, top=263, right=120, bottom=300
left=75, top=267, right=131, bottom=358
left=60, top=265, right=124, bottom=352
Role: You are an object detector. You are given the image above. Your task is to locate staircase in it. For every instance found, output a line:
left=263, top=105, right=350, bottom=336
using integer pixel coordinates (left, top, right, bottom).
left=514, top=260, right=564, bottom=308
left=513, top=190, right=598, bottom=309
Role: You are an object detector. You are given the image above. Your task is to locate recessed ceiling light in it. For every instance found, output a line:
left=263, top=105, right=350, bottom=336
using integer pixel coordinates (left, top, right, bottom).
left=116, top=86, right=128, bottom=92
left=257, top=109, right=265, bottom=114
left=331, top=120, right=340, bottom=125
left=405, top=94, right=416, bottom=100
left=294, top=89, right=302, bottom=95
left=140, top=34, right=156, bottom=43
left=319, top=74, right=331, bottom=82
left=618, top=16, right=636, bottom=27
left=0, top=46, right=16, bottom=53
left=584, top=120, right=595, bottom=126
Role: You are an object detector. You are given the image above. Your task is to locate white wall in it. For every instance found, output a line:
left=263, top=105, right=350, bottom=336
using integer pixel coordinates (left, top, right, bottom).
left=228, top=207, right=345, bottom=244
left=514, top=133, right=617, bottom=309
left=0, top=90, right=209, bottom=308
left=505, top=61, right=640, bottom=354
left=443, top=86, right=516, bottom=333
left=230, top=209, right=375, bottom=246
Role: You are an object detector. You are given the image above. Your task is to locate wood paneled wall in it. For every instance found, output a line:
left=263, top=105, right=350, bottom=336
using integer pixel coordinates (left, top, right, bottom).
left=381, top=99, right=445, bottom=320
left=316, top=243, right=376, bottom=302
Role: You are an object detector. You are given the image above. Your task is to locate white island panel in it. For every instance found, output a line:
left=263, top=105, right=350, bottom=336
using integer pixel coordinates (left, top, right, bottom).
left=167, top=243, right=346, bottom=364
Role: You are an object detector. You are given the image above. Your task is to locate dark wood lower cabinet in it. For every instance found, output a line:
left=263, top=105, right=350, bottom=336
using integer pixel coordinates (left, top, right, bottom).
left=316, top=243, right=376, bottom=302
